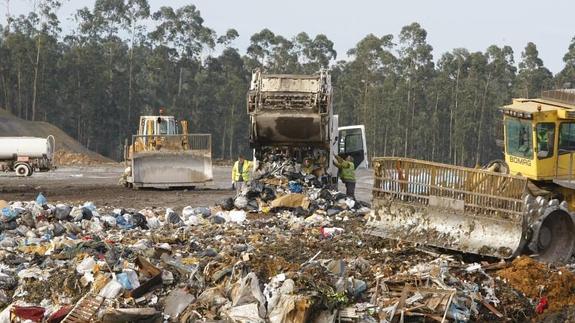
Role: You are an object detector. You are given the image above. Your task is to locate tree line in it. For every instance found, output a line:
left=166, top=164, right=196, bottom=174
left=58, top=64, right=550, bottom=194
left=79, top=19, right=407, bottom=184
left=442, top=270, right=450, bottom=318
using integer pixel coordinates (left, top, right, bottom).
left=1, top=0, right=575, bottom=166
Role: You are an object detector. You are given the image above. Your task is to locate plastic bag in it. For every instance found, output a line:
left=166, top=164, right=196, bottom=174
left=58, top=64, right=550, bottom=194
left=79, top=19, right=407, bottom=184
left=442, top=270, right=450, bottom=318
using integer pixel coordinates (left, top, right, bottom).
left=164, top=288, right=195, bottom=319
left=35, top=193, right=47, bottom=206
left=231, top=272, right=266, bottom=318
left=76, top=257, right=96, bottom=274
left=99, top=279, right=123, bottom=299
left=229, top=210, right=246, bottom=223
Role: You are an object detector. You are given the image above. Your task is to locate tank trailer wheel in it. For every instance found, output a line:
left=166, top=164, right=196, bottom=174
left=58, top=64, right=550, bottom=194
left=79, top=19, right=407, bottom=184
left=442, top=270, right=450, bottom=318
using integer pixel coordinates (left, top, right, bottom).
left=535, top=210, right=575, bottom=263
left=14, top=163, right=31, bottom=177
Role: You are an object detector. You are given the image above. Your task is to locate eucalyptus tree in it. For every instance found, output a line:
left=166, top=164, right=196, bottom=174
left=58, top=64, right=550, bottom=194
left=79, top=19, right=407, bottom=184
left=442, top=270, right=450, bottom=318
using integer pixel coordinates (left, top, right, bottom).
left=516, top=42, right=553, bottom=98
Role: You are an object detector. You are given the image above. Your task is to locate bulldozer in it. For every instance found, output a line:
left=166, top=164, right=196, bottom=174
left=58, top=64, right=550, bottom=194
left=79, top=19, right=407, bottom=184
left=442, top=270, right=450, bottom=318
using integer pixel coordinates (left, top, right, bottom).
left=367, top=90, right=575, bottom=263
left=123, top=111, right=213, bottom=189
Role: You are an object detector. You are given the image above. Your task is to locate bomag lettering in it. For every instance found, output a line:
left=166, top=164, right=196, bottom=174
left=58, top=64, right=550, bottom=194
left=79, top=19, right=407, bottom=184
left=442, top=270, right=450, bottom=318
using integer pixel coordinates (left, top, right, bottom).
left=509, top=156, right=532, bottom=166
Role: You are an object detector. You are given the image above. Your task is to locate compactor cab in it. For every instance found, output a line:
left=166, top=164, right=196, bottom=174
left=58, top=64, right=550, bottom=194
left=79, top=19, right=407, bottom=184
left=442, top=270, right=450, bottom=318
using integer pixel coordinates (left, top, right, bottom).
left=368, top=90, right=575, bottom=263
left=123, top=112, right=213, bottom=189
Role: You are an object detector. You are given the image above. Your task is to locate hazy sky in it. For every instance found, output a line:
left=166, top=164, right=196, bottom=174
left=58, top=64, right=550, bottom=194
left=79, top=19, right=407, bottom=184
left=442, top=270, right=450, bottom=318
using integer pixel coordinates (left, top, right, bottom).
left=5, top=0, right=575, bottom=73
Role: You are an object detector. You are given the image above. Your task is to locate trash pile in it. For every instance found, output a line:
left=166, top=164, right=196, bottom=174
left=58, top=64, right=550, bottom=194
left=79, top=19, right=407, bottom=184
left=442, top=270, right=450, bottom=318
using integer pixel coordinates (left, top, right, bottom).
left=0, top=156, right=573, bottom=322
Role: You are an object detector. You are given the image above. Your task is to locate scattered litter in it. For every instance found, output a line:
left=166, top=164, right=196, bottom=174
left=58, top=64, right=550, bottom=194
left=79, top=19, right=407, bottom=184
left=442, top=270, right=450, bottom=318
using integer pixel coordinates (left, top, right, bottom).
left=0, top=155, right=566, bottom=321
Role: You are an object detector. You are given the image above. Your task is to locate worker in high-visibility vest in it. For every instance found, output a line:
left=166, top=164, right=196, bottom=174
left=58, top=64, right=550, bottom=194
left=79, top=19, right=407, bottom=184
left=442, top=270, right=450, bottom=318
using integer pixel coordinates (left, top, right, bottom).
left=334, top=155, right=356, bottom=198
left=232, top=155, right=252, bottom=194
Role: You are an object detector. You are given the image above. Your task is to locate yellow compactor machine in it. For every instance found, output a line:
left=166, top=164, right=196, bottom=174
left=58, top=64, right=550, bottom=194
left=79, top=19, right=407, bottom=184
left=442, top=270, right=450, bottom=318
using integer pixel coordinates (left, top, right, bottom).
left=123, top=113, right=213, bottom=189
left=368, top=90, right=575, bottom=262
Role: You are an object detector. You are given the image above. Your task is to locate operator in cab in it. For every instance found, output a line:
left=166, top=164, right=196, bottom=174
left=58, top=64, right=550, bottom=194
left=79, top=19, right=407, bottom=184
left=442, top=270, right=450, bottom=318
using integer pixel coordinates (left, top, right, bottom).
left=334, top=155, right=356, bottom=198
left=232, top=155, right=251, bottom=194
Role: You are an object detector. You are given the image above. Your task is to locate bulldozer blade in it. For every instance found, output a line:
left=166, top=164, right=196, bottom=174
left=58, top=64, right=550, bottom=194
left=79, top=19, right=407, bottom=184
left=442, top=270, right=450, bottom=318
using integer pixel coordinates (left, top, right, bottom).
left=131, top=151, right=212, bottom=188
left=367, top=157, right=529, bottom=259
left=367, top=199, right=525, bottom=258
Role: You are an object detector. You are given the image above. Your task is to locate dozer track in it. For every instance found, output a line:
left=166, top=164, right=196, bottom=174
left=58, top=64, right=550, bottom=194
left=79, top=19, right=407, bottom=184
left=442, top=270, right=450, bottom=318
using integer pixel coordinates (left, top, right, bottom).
left=366, top=157, right=530, bottom=259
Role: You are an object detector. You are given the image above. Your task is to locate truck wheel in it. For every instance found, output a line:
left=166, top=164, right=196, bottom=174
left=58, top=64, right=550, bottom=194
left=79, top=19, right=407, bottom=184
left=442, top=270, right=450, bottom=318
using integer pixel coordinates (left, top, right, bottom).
left=26, top=165, right=34, bottom=176
left=14, top=164, right=31, bottom=177
left=535, top=210, right=575, bottom=263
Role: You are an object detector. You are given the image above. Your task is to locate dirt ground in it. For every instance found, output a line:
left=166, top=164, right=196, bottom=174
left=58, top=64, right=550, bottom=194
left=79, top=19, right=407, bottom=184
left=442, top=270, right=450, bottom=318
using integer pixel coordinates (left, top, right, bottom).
left=0, top=165, right=373, bottom=211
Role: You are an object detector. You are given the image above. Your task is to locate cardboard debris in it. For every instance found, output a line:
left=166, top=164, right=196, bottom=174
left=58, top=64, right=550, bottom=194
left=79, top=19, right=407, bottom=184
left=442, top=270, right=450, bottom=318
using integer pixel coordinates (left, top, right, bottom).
left=270, top=194, right=310, bottom=209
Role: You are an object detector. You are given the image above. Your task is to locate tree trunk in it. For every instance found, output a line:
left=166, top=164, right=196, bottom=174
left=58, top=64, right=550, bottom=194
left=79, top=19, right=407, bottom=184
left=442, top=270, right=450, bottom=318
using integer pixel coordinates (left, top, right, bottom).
left=450, top=67, right=460, bottom=164
left=431, top=91, right=439, bottom=161
left=404, top=79, right=411, bottom=157
left=383, top=125, right=389, bottom=156
left=475, top=72, right=492, bottom=166
left=32, top=35, right=41, bottom=121
left=178, top=66, right=183, bottom=97
left=229, top=103, right=236, bottom=160
left=17, top=65, right=23, bottom=119
left=1, top=73, right=10, bottom=112
left=221, top=116, right=227, bottom=159
left=128, top=45, right=134, bottom=127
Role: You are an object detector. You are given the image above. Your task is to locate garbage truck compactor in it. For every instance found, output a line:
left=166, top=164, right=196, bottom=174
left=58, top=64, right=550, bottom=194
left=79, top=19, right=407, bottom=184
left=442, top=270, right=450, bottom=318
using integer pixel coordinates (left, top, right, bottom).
left=247, top=69, right=368, bottom=185
left=367, top=90, right=575, bottom=263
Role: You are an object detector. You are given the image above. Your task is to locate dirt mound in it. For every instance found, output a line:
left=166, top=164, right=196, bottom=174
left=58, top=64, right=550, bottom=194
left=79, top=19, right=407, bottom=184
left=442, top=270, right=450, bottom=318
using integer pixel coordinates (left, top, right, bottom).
left=497, top=257, right=575, bottom=312
left=53, top=150, right=115, bottom=166
left=0, top=109, right=113, bottom=164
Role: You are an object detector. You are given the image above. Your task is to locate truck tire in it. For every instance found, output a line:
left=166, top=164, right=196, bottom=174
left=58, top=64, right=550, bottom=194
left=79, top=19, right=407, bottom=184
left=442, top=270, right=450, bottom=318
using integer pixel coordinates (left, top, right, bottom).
left=14, top=163, right=31, bottom=177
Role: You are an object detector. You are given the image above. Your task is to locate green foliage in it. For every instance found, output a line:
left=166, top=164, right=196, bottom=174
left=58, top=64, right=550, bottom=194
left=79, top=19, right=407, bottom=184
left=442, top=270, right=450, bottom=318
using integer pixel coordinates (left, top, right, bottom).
left=0, top=4, right=570, bottom=165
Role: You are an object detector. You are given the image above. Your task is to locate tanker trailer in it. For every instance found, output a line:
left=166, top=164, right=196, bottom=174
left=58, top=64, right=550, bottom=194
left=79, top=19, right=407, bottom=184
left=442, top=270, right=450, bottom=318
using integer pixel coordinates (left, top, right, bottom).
left=0, top=136, right=55, bottom=176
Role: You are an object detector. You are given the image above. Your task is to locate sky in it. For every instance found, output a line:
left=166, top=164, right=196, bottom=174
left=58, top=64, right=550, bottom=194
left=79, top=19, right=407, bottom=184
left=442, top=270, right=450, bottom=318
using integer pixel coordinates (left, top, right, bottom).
left=4, top=0, right=575, bottom=73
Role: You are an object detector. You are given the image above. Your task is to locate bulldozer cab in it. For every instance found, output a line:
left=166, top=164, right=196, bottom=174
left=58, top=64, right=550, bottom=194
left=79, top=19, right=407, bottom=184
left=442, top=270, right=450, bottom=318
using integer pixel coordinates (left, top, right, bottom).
left=139, top=116, right=178, bottom=135
left=503, top=91, right=575, bottom=188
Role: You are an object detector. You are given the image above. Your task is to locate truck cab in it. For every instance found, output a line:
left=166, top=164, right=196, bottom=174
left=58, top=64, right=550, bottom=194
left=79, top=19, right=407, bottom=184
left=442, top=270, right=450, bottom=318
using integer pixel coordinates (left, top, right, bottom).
left=337, top=125, right=368, bottom=169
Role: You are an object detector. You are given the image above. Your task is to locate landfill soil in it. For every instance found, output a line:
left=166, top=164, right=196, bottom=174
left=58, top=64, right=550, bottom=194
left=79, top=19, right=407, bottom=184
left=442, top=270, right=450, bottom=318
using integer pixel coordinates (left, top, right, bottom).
left=0, top=165, right=373, bottom=210
left=0, top=165, right=234, bottom=211
left=497, top=256, right=575, bottom=312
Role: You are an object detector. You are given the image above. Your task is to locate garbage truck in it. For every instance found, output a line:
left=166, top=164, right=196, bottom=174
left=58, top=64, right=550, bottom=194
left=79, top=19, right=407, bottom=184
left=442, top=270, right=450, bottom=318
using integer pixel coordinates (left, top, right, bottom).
left=367, top=89, right=575, bottom=263
left=0, top=136, right=55, bottom=176
left=247, top=69, right=367, bottom=186
left=123, top=111, right=213, bottom=189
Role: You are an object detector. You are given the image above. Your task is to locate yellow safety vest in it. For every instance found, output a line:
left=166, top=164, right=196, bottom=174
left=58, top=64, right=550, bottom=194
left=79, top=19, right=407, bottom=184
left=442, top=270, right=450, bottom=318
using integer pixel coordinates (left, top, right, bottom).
left=232, top=160, right=251, bottom=182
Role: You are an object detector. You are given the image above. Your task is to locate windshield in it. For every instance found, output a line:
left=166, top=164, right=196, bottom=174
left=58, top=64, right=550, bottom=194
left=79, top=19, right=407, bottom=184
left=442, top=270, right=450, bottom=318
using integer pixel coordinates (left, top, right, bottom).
left=506, top=118, right=533, bottom=159
left=559, top=122, right=575, bottom=153
left=158, top=119, right=168, bottom=134
left=339, top=128, right=364, bottom=154
left=536, top=123, right=555, bottom=158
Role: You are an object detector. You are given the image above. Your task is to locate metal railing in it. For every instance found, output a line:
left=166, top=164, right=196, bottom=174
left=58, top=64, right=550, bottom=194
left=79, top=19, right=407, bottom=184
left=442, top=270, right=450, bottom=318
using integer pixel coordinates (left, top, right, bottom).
left=372, top=157, right=528, bottom=221
left=542, top=89, right=575, bottom=106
